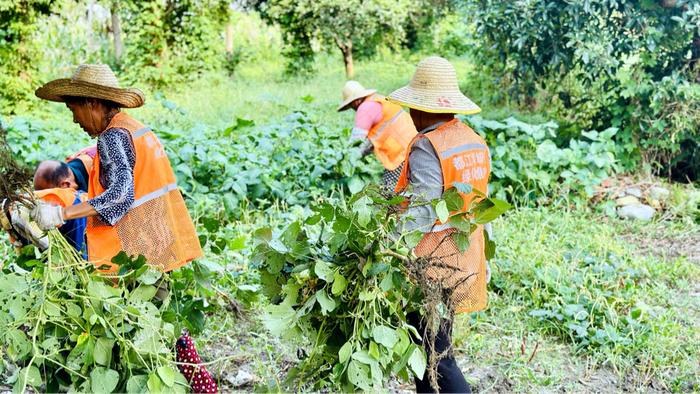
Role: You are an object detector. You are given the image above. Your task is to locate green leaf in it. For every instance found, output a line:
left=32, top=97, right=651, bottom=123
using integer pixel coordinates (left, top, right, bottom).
left=352, top=196, right=372, bottom=227
left=314, top=260, right=335, bottom=282
left=453, top=232, right=471, bottom=253
left=347, top=176, right=365, bottom=194
left=128, top=285, right=158, bottom=304
left=126, top=375, right=149, bottom=393
left=347, top=360, right=371, bottom=391
left=90, top=367, right=119, bottom=394
left=338, top=341, right=353, bottom=364
left=147, top=372, right=163, bottom=393
left=331, top=272, right=347, bottom=295
left=94, top=338, right=114, bottom=366
left=228, top=235, right=247, bottom=250
left=44, top=301, right=61, bottom=317
left=157, top=366, right=176, bottom=387
left=435, top=200, right=449, bottom=223
left=138, top=269, right=162, bottom=285
left=474, top=198, right=512, bottom=224
left=19, top=365, right=41, bottom=387
left=444, top=188, right=464, bottom=212
left=372, top=325, right=398, bottom=348
left=408, top=346, right=427, bottom=379
left=87, top=280, right=121, bottom=299
left=404, top=230, right=423, bottom=249
left=352, top=350, right=376, bottom=364
left=484, top=230, right=496, bottom=260
left=316, top=289, right=336, bottom=315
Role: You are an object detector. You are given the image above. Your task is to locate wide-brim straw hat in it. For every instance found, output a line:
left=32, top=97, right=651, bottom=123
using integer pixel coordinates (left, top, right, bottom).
left=35, top=64, right=144, bottom=108
left=388, top=56, right=480, bottom=115
left=337, top=80, right=377, bottom=112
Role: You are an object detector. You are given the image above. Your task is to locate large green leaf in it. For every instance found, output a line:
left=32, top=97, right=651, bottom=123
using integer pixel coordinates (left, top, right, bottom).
left=94, top=338, right=114, bottom=367
left=347, top=360, right=371, bottom=391
left=316, top=289, right=336, bottom=315
left=372, top=325, right=398, bottom=349
left=314, top=260, right=335, bottom=282
left=474, top=198, right=512, bottom=224
left=126, top=375, right=149, bottom=393
left=408, top=346, right=427, bottom=379
left=157, top=365, right=176, bottom=387
left=90, top=367, right=119, bottom=394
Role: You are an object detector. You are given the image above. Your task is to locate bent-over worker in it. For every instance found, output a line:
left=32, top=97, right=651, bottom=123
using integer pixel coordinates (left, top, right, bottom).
left=31, top=64, right=202, bottom=274
left=338, top=81, right=417, bottom=190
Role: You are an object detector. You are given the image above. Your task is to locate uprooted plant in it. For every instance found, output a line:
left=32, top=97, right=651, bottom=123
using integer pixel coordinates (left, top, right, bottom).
left=253, top=184, right=511, bottom=391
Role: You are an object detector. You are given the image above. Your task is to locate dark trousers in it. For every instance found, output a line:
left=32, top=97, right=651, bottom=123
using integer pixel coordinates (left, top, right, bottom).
left=406, top=312, right=471, bottom=394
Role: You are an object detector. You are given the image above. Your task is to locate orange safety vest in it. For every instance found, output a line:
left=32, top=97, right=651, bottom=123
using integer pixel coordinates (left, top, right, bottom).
left=35, top=188, right=86, bottom=207
left=395, top=119, right=491, bottom=314
left=87, top=112, right=202, bottom=274
left=366, top=95, right=417, bottom=171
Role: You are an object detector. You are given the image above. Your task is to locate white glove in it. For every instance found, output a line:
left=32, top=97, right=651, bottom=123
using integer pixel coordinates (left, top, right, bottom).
left=31, top=202, right=65, bottom=231
left=8, top=203, right=49, bottom=250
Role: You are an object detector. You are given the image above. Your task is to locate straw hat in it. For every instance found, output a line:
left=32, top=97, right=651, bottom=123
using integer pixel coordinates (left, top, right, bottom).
left=35, top=64, right=144, bottom=108
left=388, top=56, right=480, bottom=115
left=337, top=81, right=376, bottom=112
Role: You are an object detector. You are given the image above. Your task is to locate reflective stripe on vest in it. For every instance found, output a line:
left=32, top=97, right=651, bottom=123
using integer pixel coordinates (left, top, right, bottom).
left=132, top=182, right=178, bottom=209
left=87, top=112, right=202, bottom=275
left=366, top=96, right=417, bottom=171
left=394, top=119, right=490, bottom=314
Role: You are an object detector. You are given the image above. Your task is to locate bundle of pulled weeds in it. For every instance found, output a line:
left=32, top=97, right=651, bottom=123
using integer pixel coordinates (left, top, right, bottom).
left=254, top=185, right=509, bottom=391
left=0, top=123, right=33, bottom=205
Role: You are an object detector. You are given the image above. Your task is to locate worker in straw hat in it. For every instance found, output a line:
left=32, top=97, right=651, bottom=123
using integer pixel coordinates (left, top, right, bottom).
left=338, top=80, right=417, bottom=190
left=390, top=56, right=491, bottom=393
left=31, top=64, right=202, bottom=275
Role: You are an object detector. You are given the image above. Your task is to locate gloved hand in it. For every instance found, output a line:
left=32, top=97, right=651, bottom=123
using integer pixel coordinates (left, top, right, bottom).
left=7, top=202, right=49, bottom=250
left=31, top=202, right=65, bottom=231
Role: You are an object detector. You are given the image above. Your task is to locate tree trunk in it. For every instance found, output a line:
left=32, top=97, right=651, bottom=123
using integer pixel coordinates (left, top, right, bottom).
left=111, top=2, right=124, bottom=64
left=341, top=43, right=354, bottom=79
left=225, top=23, right=234, bottom=54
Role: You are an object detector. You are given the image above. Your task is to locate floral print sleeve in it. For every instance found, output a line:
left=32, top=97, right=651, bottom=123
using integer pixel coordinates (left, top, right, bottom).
left=88, top=127, right=136, bottom=226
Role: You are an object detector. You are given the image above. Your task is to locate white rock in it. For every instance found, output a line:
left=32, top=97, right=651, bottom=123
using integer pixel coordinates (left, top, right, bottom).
left=648, top=186, right=670, bottom=201
left=624, top=187, right=643, bottom=198
left=226, top=369, right=258, bottom=387
left=617, top=204, right=655, bottom=221
left=616, top=196, right=640, bottom=206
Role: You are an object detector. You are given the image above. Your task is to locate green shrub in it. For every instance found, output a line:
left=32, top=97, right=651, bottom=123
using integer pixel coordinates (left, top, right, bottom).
left=468, top=115, right=620, bottom=205
left=462, top=0, right=700, bottom=173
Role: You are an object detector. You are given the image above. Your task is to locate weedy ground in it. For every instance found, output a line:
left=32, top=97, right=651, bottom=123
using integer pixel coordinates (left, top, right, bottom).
left=6, top=55, right=700, bottom=392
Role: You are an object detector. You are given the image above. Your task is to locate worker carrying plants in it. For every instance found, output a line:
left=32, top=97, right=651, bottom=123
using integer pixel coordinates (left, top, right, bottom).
left=29, top=64, right=202, bottom=274
left=338, top=80, right=417, bottom=189
left=390, top=56, right=490, bottom=393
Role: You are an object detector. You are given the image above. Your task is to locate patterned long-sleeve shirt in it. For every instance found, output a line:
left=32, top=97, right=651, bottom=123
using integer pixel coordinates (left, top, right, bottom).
left=87, top=127, right=135, bottom=226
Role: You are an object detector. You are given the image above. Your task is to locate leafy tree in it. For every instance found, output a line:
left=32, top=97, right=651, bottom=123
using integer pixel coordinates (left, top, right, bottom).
left=0, top=0, right=56, bottom=112
left=115, top=0, right=231, bottom=86
left=253, top=0, right=418, bottom=77
left=463, top=0, right=700, bottom=175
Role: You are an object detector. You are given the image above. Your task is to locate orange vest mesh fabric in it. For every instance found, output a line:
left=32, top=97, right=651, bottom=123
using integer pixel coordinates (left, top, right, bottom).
left=396, top=119, right=491, bottom=314
left=87, top=112, right=202, bottom=274
left=367, top=96, right=417, bottom=171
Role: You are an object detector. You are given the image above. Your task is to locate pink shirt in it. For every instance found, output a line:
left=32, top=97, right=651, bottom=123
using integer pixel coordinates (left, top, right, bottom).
left=351, top=99, right=383, bottom=140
